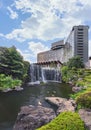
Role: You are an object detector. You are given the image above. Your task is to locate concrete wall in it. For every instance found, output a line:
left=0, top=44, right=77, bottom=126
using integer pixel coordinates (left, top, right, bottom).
left=37, top=48, right=64, bottom=63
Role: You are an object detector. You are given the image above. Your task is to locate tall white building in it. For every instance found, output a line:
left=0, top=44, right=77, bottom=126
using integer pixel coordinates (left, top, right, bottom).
left=37, top=25, right=89, bottom=65
left=64, top=25, right=89, bottom=63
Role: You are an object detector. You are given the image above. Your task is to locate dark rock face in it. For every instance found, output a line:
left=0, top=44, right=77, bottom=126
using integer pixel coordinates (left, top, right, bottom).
left=13, top=105, right=56, bottom=130
left=79, top=109, right=91, bottom=130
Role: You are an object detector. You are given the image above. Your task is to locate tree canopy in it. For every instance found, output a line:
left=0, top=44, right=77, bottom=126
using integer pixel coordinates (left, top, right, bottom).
left=0, top=46, right=30, bottom=81
left=67, top=56, right=84, bottom=69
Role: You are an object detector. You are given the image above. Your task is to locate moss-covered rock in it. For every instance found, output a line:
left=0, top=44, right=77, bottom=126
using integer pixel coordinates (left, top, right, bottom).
left=76, top=91, right=91, bottom=109
left=37, top=111, right=85, bottom=130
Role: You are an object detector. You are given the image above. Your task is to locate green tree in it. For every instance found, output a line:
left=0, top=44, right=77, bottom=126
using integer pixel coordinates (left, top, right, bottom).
left=0, top=47, right=10, bottom=74
left=67, top=56, right=84, bottom=69
left=0, top=46, right=30, bottom=81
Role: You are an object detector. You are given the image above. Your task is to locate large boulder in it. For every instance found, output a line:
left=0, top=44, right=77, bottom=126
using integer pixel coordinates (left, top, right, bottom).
left=13, top=105, right=56, bottom=130
left=45, top=97, right=76, bottom=115
left=79, top=109, right=91, bottom=130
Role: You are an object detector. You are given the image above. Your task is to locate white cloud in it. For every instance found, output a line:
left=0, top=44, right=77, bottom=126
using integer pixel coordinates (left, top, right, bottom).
left=0, top=33, right=4, bottom=37
left=28, top=41, right=49, bottom=56
left=16, top=41, right=49, bottom=62
left=3, top=0, right=91, bottom=42
left=6, top=29, right=27, bottom=42
left=7, top=6, right=18, bottom=19
left=79, top=0, right=91, bottom=5
left=17, top=48, right=33, bottom=63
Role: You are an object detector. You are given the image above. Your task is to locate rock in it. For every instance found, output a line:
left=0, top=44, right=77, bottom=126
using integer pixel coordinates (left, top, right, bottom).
left=45, top=97, right=75, bottom=115
left=78, top=78, right=83, bottom=81
left=79, top=109, right=91, bottom=130
left=68, top=81, right=74, bottom=86
left=45, top=97, right=67, bottom=107
left=72, top=86, right=82, bottom=92
left=1, top=86, right=23, bottom=92
left=57, top=100, right=75, bottom=115
left=2, top=88, right=12, bottom=92
left=14, top=86, right=23, bottom=91
left=13, top=105, right=56, bottom=130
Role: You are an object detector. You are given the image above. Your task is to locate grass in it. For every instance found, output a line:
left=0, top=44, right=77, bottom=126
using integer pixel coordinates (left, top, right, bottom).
left=37, top=111, right=86, bottom=130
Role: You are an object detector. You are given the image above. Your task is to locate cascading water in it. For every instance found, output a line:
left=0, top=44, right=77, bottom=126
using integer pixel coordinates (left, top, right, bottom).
left=30, top=64, right=61, bottom=84
left=30, top=64, right=42, bottom=84
left=41, top=67, right=61, bottom=82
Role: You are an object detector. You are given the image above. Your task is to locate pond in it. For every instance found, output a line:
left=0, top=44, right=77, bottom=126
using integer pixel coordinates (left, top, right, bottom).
left=0, top=82, right=73, bottom=130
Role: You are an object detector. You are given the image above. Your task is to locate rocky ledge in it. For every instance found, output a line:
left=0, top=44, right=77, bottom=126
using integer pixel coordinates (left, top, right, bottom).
left=79, top=109, right=91, bottom=130
left=45, top=97, right=76, bottom=115
left=13, top=105, right=56, bottom=130
left=2, top=86, right=23, bottom=93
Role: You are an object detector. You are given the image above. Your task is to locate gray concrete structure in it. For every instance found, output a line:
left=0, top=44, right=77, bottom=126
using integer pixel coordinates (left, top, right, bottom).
left=37, top=25, right=89, bottom=65
left=37, top=40, right=64, bottom=63
left=64, top=25, right=89, bottom=63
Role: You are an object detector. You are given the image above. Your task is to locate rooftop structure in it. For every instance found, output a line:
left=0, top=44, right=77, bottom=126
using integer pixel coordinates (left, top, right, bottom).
left=37, top=40, right=64, bottom=64
left=51, top=40, right=64, bottom=50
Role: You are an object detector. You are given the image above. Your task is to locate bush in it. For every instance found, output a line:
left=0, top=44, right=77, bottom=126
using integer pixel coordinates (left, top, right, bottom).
left=0, top=74, right=22, bottom=90
left=37, top=111, right=85, bottom=130
left=76, top=91, right=91, bottom=109
left=76, top=80, right=85, bottom=87
left=61, top=66, right=69, bottom=82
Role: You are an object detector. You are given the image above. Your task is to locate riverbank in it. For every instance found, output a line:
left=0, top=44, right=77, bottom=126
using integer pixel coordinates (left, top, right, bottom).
left=1, top=86, right=23, bottom=92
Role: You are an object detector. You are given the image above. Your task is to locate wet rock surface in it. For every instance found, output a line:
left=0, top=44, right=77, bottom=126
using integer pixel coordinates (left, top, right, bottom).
left=13, top=105, right=56, bottom=130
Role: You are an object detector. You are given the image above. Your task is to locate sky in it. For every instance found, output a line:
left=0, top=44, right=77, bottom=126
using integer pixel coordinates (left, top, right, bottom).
left=0, top=0, right=91, bottom=63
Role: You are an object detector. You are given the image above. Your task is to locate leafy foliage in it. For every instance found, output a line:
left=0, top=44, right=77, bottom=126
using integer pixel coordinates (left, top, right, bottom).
left=61, top=56, right=85, bottom=83
left=37, top=111, right=85, bottom=130
left=61, top=56, right=91, bottom=109
left=0, top=74, right=22, bottom=90
left=0, top=46, right=30, bottom=81
left=0, top=46, right=30, bottom=91
left=67, top=56, right=84, bottom=69
left=76, top=91, right=91, bottom=109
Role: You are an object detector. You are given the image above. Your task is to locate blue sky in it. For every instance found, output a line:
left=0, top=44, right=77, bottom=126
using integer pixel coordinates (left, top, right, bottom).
left=0, top=0, right=91, bottom=63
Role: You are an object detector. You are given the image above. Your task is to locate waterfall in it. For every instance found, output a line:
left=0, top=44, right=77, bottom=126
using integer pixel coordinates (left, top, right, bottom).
left=30, top=64, right=41, bottom=84
left=30, top=64, right=61, bottom=84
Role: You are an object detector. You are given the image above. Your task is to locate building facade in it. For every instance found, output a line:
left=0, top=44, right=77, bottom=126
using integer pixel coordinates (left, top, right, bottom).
left=37, top=40, right=65, bottom=63
left=37, top=25, right=89, bottom=65
left=64, top=25, right=89, bottom=63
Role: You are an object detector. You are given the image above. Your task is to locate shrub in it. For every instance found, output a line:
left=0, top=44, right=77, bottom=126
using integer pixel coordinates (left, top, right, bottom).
left=76, top=80, right=85, bottom=87
left=61, top=66, right=69, bottom=82
left=37, top=111, right=85, bottom=130
left=76, top=91, right=91, bottom=109
left=0, top=74, right=22, bottom=90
